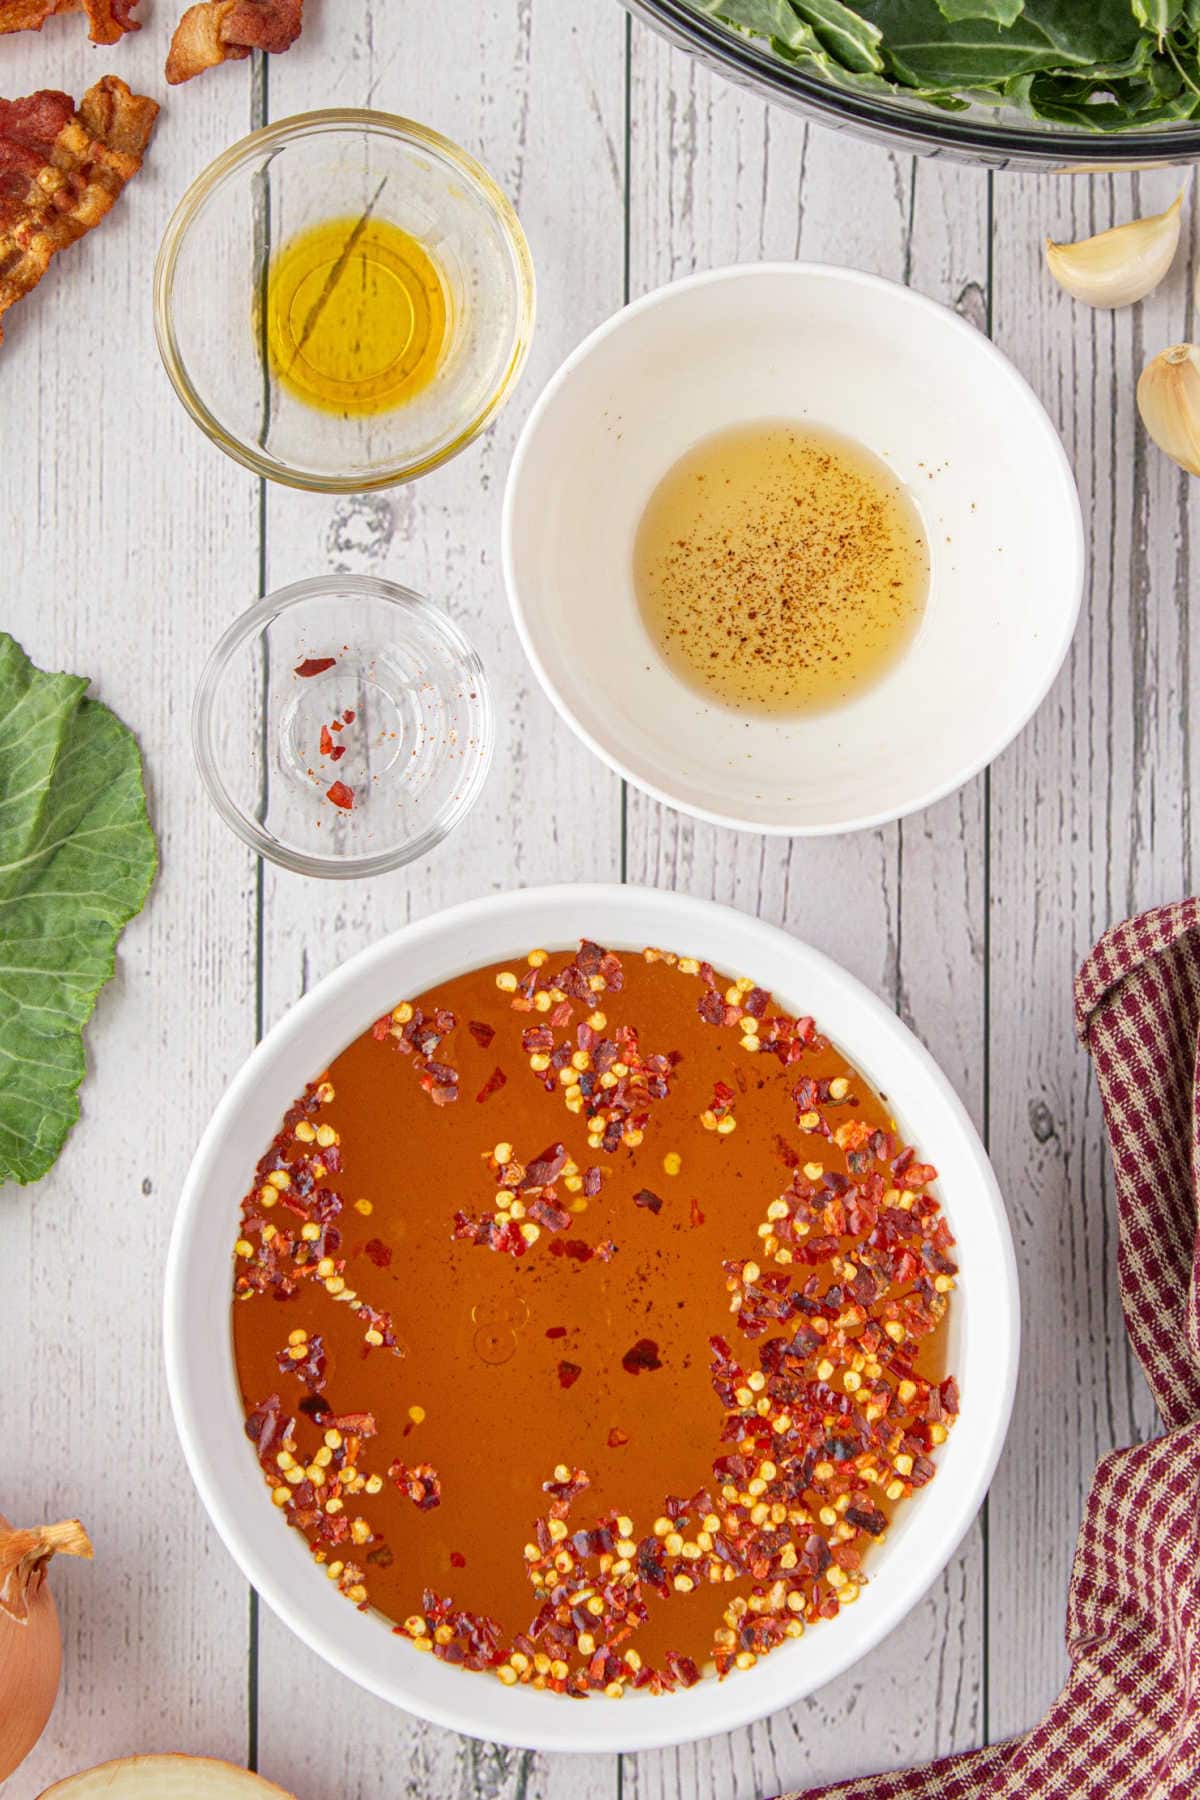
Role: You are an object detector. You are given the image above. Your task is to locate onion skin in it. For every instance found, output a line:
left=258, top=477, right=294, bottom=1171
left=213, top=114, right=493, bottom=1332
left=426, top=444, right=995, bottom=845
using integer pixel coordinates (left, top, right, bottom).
left=0, top=1512, right=92, bottom=1783
left=0, top=1512, right=62, bottom=1781
left=37, top=1755, right=299, bottom=1798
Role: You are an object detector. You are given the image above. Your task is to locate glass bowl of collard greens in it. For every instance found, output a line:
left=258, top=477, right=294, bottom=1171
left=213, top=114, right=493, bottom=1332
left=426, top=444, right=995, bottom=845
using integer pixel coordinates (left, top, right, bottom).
left=625, top=0, right=1200, bottom=169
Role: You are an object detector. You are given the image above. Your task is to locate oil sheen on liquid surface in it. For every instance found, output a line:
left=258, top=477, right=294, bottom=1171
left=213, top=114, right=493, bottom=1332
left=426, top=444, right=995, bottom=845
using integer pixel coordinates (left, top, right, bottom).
left=264, top=214, right=449, bottom=418
left=634, top=421, right=930, bottom=717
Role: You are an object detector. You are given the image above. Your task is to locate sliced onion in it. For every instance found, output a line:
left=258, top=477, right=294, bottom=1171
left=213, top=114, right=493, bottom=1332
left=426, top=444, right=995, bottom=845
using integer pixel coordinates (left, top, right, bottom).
left=38, top=1756, right=298, bottom=1799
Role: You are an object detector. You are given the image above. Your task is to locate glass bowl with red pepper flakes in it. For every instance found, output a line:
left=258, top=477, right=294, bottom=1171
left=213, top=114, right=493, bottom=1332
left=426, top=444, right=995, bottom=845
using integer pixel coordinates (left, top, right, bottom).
left=166, top=884, right=1018, bottom=1754
left=191, top=574, right=494, bottom=878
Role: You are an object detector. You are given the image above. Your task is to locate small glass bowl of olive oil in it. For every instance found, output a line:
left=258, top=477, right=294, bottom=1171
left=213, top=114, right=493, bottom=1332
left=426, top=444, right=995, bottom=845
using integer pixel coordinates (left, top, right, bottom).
left=155, top=111, right=535, bottom=492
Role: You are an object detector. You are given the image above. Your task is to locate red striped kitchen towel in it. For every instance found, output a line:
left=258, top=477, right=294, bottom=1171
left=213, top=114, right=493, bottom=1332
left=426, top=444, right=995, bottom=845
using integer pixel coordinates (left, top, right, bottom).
left=781, top=896, right=1200, bottom=1800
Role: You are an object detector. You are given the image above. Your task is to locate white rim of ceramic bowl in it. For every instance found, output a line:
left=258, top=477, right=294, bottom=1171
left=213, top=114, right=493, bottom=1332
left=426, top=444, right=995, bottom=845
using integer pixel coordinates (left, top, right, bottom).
left=501, top=263, right=1086, bottom=836
left=164, top=883, right=1019, bottom=1754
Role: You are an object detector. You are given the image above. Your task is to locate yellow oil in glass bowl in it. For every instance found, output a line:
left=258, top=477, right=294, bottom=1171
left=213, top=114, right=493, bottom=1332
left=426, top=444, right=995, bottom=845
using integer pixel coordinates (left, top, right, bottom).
left=264, top=214, right=449, bottom=418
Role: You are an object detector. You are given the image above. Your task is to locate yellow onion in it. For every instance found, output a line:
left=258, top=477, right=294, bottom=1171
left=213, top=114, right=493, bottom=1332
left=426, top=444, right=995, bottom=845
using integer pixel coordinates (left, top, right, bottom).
left=0, top=1513, right=93, bottom=1781
left=38, top=1756, right=299, bottom=1799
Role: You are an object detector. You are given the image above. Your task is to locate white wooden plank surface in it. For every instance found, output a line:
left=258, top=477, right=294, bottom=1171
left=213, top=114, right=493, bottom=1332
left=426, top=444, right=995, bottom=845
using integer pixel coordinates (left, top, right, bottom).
left=0, top=4, right=1174, bottom=1798
left=986, top=166, right=1187, bottom=1740
left=0, top=19, right=259, bottom=1792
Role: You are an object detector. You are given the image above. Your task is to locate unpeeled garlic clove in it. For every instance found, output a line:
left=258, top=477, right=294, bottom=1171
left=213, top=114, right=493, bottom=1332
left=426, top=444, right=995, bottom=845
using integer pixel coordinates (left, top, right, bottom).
left=1137, top=344, right=1200, bottom=476
left=1045, top=188, right=1185, bottom=309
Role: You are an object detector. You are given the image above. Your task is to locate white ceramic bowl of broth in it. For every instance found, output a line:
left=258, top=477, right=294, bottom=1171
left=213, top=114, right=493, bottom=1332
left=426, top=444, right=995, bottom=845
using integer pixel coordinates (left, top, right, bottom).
left=165, top=884, right=1018, bottom=1754
left=502, top=264, right=1084, bottom=834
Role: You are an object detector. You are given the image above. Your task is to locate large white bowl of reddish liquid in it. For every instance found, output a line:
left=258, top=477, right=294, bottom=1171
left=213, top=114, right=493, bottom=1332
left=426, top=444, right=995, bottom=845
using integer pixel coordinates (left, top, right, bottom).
left=165, top=884, right=1018, bottom=1754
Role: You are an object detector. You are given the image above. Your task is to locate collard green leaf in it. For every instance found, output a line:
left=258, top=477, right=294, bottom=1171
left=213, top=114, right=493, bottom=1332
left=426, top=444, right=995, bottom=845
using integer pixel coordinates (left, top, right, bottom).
left=0, top=633, right=157, bottom=1185
left=792, top=0, right=886, bottom=72
left=934, top=0, right=1027, bottom=26
left=1130, top=0, right=1178, bottom=40
left=857, top=0, right=1146, bottom=88
left=693, top=0, right=814, bottom=45
left=685, top=0, right=1200, bottom=128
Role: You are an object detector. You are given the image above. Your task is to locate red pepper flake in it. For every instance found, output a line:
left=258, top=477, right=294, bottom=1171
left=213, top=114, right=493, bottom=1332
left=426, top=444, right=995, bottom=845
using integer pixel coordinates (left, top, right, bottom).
left=326, top=780, right=354, bottom=810
left=545, top=1325, right=568, bottom=1339
left=634, top=1187, right=663, bottom=1214
left=319, top=724, right=334, bottom=756
left=330, top=744, right=346, bottom=762
left=558, top=1360, right=582, bottom=1389
left=548, top=1238, right=594, bottom=1262
left=324, top=1411, right=377, bottom=1437
left=363, top=1238, right=392, bottom=1268
left=607, top=1426, right=630, bottom=1448
left=690, top=1197, right=705, bottom=1228
left=294, top=656, right=337, bottom=678
left=450, top=1550, right=466, bottom=1568
left=522, top=1143, right=567, bottom=1189
left=475, top=1066, right=507, bottom=1104
left=330, top=718, right=344, bottom=732
left=343, top=709, right=356, bottom=723
left=388, top=1460, right=441, bottom=1510
left=275, top=1331, right=327, bottom=1393
left=665, top=1651, right=701, bottom=1689
left=468, top=1020, right=496, bottom=1048
left=622, top=1337, right=662, bottom=1375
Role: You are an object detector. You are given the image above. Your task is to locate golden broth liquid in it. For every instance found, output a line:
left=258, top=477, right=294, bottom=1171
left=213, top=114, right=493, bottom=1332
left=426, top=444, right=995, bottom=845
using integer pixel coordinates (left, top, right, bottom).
left=264, top=215, right=449, bottom=417
left=634, top=421, right=930, bottom=717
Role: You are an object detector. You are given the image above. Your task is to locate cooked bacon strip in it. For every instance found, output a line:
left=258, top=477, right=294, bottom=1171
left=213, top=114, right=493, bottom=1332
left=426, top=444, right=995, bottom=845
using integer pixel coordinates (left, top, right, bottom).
left=165, top=0, right=302, bottom=84
left=0, top=0, right=139, bottom=44
left=0, top=77, right=158, bottom=348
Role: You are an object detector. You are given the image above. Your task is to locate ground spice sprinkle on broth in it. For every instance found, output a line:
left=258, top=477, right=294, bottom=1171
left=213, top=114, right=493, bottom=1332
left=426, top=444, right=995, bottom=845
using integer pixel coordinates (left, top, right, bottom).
left=231, top=942, right=960, bottom=1697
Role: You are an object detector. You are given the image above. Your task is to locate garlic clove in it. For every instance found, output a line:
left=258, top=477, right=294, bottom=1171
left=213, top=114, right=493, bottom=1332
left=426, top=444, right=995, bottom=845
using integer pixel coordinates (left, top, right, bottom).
left=1045, top=188, right=1185, bottom=309
left=1137, top=344, right=1200, bottom=477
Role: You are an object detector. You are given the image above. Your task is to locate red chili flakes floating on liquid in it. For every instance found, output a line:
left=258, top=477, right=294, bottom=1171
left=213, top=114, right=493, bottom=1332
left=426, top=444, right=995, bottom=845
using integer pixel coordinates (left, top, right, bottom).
left=545, top=1325, right=567, bottom=1340
left=419, top=1059, right=459, bottom=1107
left=634, top=1187, right=662, bottom=1214
left=548, top=1237, right=592, bottom=1262
left=294, top=656, right=336, bottom=678
left=607, top=1426, right=630, bottom=1448
left=244, top=1393, right=292, bottom=1467
left=275, top=1331, right=326, bottom=1393
left=388, top=1460, right=441, bottom=1510
left=450, top=1550, right=466, bottom=1569
left=475, top=1066, right=507, bottom=1104
left=557, top=1360, right=582, bottom=1389
left=324, top=1411, right=377, bottom=1439
left=468, top=1020, right=496, bottom=1048
left=622, top=1337, right=662, bottom=1375
left=363, top=1238, right=392, bottom=1268
left=522, top=1142, right=567, bottom=1189
left=326, top=780, right=354, bottom=810
left=690, top=1197, right=705, bottom=1228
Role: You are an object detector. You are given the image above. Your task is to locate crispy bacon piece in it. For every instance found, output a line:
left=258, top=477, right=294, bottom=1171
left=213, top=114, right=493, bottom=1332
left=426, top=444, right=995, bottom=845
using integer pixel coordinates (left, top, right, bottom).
left=0, top=77, right=158, bottom=348
left=166, top=0, right=303, bottom=84
left=0, top=0, right=139, bottom=45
